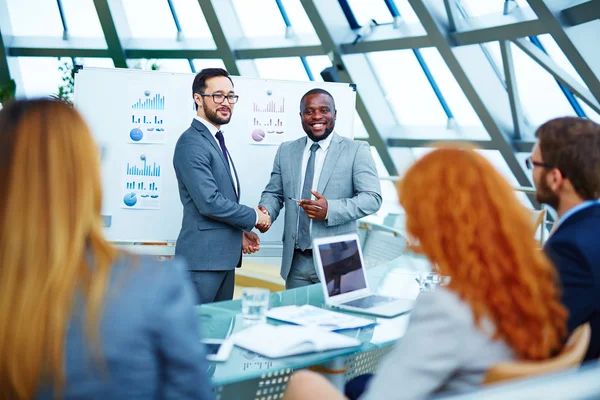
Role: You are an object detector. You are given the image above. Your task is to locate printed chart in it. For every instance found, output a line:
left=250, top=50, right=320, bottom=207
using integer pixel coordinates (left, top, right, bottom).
left=128, top=88, right=168, bottom=144
left=121, top=152, right=163, bottom=210
left=249, top=91, right=286, bottom=145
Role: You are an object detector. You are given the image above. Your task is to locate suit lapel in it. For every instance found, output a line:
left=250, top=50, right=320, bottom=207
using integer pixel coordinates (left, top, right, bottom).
left=290, top=137, right=307, bottom=198
left=317, top=133, right=345, bottom=194
left=192, top=119, right=236, bottom=194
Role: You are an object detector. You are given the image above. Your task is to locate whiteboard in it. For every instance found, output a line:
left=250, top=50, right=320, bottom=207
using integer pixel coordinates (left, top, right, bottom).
left=74, top=68, right=357, bottom=244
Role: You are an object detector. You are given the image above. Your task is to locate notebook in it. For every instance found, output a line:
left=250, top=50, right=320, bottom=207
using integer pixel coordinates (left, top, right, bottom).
left=267, top=304, right=376, bottom=331
left=312, top=233, right=415, bottom=317
left=232, top=324, right=361, bottom=358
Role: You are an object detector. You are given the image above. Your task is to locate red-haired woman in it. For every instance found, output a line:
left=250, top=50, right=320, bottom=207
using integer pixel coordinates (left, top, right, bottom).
left=284, top=147, right=567, bottom=400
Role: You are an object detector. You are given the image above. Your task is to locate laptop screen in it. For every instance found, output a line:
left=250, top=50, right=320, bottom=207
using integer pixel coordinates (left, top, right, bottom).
left=316, top=238, right=367, bottom=298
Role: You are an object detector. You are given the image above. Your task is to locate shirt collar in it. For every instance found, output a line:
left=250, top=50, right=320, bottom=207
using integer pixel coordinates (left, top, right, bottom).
left=194, top=115, right=220, bottom=137
left=306, top=131, right=334, bottom=152
left=554, top=200, right=600, bottom=230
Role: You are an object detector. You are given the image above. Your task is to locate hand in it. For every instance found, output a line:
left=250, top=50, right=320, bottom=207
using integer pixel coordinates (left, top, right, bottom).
left=254, top=206, right=271, bottom=232
left=242, top=231, right=260, bottom=254
left=299, top=190, right=328, bottom=221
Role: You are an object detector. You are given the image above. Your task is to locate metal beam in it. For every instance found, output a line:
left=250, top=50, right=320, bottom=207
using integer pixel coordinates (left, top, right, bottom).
left=339, top=23, right=430, bottom=54
left=235, top=44, right=323, bottom=59
left=387, top=138, right=495, bottom=149
left=197, top=0, right=243, bottom=75
left=528, top=0, right=600, bottom=104
left=407, top=0, right=532, bottom=189
left=0, top=0, right=14, bottom=88
left=500, top=40, right=525, bottom=139
left=92, top=0, right=128, bottom=68
left=301, top=0, right=398, bottom=176
left=0, top=23, right=10, bottom=86
left=562, top=0, right=600, bottom=27
left=513, top=37, right=600, bottom=113
left=452, top=19, right=547, bottom=46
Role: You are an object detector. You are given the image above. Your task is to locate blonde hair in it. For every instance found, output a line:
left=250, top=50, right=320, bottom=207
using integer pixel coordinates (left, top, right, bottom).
left=0, top=100, right=117, bottom=398
left=398, top=147, right=567, bottom=360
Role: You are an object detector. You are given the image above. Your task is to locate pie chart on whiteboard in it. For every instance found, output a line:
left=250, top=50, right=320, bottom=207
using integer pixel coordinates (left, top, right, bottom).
left=130, top=128, right=143, bottom=141
left=251, top=129, right=265, bottom=142
left=123, top=192, right=137, bottom=207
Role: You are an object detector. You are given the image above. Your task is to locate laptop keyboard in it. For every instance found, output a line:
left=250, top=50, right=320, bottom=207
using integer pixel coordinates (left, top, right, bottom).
left=342, top=295, right=397, bottom=309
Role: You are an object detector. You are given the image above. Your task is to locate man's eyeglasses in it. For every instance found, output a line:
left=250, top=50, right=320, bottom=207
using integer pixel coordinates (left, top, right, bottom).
left=198, top=93, right=239, bottom=104
left=525, top=157, right=554, bottom=170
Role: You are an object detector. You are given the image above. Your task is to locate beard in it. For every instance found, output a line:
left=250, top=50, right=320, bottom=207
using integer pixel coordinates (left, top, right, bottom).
left=535, top=172, right=560, bottom=210
left=203, top=104, right=231, bottom=126
left=304, top=125, right=334, bottom=142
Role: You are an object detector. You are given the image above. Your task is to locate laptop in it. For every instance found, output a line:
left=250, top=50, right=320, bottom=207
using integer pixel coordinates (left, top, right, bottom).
left=312, top=233, right=415, bottom=317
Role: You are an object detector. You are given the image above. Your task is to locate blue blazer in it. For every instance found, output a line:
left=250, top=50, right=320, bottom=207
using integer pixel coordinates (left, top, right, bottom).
left=37, top=255, right=214, bottom=399
left=544, top=203, right=600, bottom=361
left=173, top=119, right=256, bottom=271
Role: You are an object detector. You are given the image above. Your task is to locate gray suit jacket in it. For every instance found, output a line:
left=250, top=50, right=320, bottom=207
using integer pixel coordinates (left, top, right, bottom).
left=259, top=133, right=382, bottom=280
left=360, top=288, right=515, bottom=400
left=173, top=119, right=256, bottom=271
left=37, top=256, right=214, bottom=400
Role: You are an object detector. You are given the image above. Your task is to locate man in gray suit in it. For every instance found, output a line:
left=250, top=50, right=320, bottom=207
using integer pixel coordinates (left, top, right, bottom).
left=258, top=88, right=382, bottom=289
left=174, top=68, right=270, bottom=304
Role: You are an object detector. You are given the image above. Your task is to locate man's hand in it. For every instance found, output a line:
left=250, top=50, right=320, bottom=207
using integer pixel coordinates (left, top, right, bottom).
left=255, top=206, right=271, bottom=232
left=299, top=190, right=328, bottom=221
left=243, top=231, right=260, bottom=254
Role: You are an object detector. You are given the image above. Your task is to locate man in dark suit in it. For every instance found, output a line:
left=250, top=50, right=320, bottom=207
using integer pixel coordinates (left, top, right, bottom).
left=529, top=117, right=600, bottom=361
left=173, top=68, right=270, bottom=304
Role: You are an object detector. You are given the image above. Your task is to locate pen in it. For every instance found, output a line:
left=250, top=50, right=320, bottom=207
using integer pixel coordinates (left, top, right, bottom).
left=288, top=197, right=322, bottom=210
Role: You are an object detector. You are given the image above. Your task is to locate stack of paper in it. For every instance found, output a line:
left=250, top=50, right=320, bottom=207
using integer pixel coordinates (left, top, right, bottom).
left=233, top=324, right=361, bottom=358
left=266, top=305, right=376, bottom=331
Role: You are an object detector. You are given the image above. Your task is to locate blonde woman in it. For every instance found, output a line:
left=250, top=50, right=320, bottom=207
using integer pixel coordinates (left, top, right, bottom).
left=284, top=147, right=567, bottom=400
left=0, top=100, right=214, bottom=399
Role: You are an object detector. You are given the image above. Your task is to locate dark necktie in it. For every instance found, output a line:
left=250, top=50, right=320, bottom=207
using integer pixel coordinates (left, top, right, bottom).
left=297, top=143, right=320, bottom=251
left=215, top=130, right=229, bottom=166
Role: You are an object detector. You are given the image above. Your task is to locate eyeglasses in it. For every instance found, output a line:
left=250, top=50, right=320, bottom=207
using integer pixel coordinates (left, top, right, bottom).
left=198, top=93, right=239, bottom=104
left=525, top=157, right=554, bottom=170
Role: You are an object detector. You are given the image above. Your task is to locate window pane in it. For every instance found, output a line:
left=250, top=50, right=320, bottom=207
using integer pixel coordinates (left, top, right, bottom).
left=370, top=146, right=403, bottom=215
left=304, top=56, right=332, bottom=82
left=280, top=0, right=317, bottom=35
left=171, top=0, right=213, bottom=38
left=347, top=0, right=393, bottom=27
left=537, top=34, right=585, bottom=87
left=232, top=0, right=287, bottom=38
left=389, top=147, right=419, bottom=176
left=192, top=59, right=226, bottom=71
left=77, top=58, right=115, bottom=68
left=578, top=98, right=600, bottom=124
left=510, top=42, right=577, bottom=129
left=14, top=57, right=66, bottom=97
left=254, top=57, right=309, bottom=81
left=6, top=0, right=63, bottom=36
left=128, top=59, right=192, bottom=73
left=122, top=0, right=178, bottom=38
left=394, top=0, right=419, bottom=24
left=61, top=0, right=104, bottom=38
left=367, top=49, right=449, bottom=126
left=354, top=111, right=368, bottom=139
left=458, top=0, right=531, bottom=17
left=419, top=47, right=483, bottom=127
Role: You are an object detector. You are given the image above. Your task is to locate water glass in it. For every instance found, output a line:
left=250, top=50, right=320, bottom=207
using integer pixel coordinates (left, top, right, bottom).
left=416, top=272, right=448, bottom=292
left=241, top=288, right=270, bottom=324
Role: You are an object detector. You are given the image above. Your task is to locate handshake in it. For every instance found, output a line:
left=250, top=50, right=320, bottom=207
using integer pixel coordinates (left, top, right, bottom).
left=254, top=206, right=271, bottom=233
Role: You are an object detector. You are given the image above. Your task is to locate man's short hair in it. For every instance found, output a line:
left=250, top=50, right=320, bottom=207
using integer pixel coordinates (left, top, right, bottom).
left=300, top=88, right=336, bottom=111
left=536, top=117, right=600, bottom=200
left=192, top=68, right=233, bottom=110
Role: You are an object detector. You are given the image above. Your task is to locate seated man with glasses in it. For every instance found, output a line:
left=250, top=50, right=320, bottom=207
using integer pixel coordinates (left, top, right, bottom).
left=529, top=117, right=600, bottom=362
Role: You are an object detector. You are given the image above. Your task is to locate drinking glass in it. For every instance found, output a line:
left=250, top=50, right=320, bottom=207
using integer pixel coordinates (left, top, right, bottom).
left=241, top=288, right=270, bottom=324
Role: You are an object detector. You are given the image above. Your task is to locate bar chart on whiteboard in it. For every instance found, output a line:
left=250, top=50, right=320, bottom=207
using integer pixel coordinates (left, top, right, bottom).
left=121, top=152, right=163, bottom=210
left=248, top=91, right=286, bottom=145
left=128, top=87, right=168, bottom=144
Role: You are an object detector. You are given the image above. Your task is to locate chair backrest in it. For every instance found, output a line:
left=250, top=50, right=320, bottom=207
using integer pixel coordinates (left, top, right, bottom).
left=529, top=208, right=547, bottom=247
left=358, top=222, right=407, bottom=268
left=483, top=323, right=591, bottom=385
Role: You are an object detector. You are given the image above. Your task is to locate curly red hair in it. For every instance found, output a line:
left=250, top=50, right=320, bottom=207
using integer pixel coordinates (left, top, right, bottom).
left=398, top=147, right=567, bottom=360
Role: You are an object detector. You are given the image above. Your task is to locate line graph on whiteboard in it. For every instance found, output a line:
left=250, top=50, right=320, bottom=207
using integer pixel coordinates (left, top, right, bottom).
left=249, top=91, right=286, bottom=145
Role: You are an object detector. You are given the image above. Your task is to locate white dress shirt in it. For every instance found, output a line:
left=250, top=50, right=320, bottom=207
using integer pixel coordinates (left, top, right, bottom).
left=296, top=133, right=333, bottom=245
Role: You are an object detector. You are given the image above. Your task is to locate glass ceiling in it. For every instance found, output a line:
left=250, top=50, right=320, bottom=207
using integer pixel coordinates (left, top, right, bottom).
left=1, top=0, right=599, bottom=214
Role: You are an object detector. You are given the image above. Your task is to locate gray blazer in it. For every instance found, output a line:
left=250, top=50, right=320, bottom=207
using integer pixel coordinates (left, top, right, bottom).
left=259, top=133, right=382, bottom=280
left=360, top=288, right=515, bottom=400
left=173, top=119, right=256, bottom=271
left=37, top=256, right=214, bottom=400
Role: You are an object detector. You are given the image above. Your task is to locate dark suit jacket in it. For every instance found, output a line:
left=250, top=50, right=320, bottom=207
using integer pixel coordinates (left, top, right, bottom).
left=544, top=203, right=600, bottom=361
left=37, top=256, right=214, bottom=399
left=173, top=119, right=256, bottom=271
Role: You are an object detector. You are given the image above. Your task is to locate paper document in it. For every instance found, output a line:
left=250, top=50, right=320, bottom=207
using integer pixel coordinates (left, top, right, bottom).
left=267, top=305, right=376, bottom=331
left=233, top=324, right=361, bottom=358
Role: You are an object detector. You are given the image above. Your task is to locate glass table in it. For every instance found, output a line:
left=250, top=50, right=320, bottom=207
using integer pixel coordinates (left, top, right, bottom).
left=197, top=252, right=432, bottom=392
